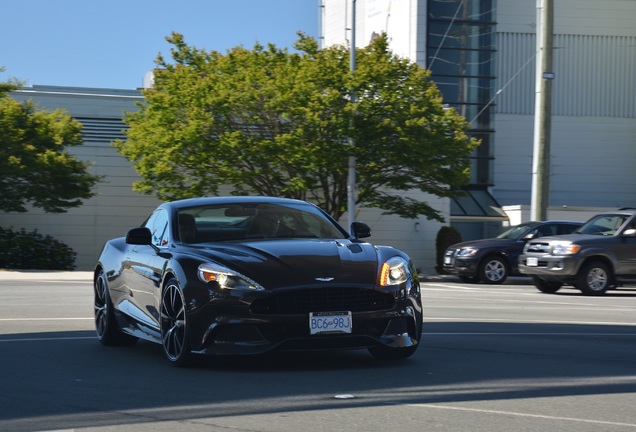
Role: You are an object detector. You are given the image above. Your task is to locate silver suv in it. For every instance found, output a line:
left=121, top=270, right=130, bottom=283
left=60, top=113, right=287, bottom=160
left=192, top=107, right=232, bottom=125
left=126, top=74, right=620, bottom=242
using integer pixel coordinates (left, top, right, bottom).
left=518, top=209, right=636, bottom=295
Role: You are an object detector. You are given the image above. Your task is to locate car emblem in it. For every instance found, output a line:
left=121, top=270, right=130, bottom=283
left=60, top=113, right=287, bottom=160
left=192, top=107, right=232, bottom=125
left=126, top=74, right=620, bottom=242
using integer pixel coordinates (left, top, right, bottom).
left=315, top=277, right=335, bottom=282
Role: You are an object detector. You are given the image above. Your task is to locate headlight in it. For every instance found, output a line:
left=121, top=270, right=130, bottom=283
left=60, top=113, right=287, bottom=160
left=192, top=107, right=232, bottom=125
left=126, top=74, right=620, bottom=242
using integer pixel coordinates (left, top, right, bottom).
left=457, top=247, right=479, bottom=257
left=198, top=263, right=264, bottom=291
left=379, top=256, right=411, bottom=286
left=551, top=242, right=581, bottom=255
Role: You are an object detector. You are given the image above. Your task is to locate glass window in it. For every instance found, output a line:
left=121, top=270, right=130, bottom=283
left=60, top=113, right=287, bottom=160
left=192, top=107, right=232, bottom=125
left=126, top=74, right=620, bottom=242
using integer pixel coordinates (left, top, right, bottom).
left=176, top=202, right=348, bottom=242
left=428, top=0, right=496, bottom=22
left=432, top=75, right=495, bottom=104
left=428, top=0, right=496, bottom=191
left=428, top=22, right=496, bottom=50
left=578, top=215, right=630, bottom=236
left=144, top=209, right=169, bottom=247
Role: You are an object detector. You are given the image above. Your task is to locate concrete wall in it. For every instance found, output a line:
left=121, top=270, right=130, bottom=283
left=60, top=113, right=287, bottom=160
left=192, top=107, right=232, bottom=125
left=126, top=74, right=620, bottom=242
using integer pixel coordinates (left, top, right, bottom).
left=493, top=114, right=636, bottom=208
left=503, top=205, right=616, bottom=227
left=354, top=192, right=450, bottom=276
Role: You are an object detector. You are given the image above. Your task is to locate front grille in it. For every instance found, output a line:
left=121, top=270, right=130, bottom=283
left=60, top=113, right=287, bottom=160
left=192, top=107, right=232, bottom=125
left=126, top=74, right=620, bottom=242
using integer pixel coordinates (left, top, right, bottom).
left=526, top=243, right=552, bottom=253
left=251, top=287, right=396, bottom=315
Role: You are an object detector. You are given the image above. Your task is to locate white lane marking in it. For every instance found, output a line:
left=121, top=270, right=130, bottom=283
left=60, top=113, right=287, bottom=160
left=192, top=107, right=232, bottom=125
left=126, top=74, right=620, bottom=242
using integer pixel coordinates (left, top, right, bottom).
left=0, top=317, right=91, bottom=321
left=424, top=332, right=636, bottom=336
left=408, top=403, right=636, bottom=428
left=0, top=336, right=94, bottom=342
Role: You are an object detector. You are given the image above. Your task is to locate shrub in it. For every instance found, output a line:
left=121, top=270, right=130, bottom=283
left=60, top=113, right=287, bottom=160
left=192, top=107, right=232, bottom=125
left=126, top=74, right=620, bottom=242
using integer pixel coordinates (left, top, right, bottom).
left=435, top=226, right=462, bottom=275
left=0, top=227, right=77, bottom=270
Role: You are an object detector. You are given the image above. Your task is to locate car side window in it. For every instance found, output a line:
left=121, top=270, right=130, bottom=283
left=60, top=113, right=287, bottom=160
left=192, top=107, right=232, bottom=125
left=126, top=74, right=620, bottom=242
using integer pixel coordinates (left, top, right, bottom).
left=538, top=224, right=557, bottom=237
left=144, top=209, right=169, bottom=247
left=557, top=224, right=578, bottom=235
left=528, top=225, right=554, bottom=238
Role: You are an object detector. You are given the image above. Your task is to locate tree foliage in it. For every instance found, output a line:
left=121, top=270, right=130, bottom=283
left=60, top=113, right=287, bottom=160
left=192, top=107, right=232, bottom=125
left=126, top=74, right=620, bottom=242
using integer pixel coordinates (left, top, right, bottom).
left=117, top=32, right=478, bottom=221
left=0, top=84, right=100, bottom=213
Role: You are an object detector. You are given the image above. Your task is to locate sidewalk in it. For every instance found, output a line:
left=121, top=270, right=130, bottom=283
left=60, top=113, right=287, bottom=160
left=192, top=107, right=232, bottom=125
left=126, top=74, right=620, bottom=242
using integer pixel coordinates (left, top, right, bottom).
left=0, top=270, right=93, bottom=281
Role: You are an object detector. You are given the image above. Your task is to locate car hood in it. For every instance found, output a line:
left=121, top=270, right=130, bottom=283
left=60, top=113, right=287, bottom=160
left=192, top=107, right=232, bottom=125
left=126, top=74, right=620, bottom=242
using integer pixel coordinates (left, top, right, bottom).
left=448, top=238, right=518, bottom=251
left=528, top=233, right=615, bottom=244
left=186, top=239, right=380, bottom=288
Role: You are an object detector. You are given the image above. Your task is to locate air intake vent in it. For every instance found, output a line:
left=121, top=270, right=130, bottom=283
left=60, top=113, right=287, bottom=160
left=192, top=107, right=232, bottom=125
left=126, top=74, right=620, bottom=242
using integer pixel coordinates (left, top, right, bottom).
left=251, top=287, right=395, bottom=315
left=76, top=117, right=128, bottom=143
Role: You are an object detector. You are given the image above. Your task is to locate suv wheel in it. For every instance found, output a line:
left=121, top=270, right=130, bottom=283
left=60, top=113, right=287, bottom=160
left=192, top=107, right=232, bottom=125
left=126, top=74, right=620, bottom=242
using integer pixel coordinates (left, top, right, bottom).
left=479, top=256, right=508, bottom=284
left=531, top=276, right=562, bottom=294
left=576, top=261, right=611, bottom=295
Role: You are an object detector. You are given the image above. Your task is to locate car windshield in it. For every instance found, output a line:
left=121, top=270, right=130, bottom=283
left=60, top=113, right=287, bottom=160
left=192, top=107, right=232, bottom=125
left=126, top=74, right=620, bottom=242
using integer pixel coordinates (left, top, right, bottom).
left=496, top=224, right=533, bottom=240
left=177, top=202, right=348, bottom=243
left=576, top=214, right=630, bottom=236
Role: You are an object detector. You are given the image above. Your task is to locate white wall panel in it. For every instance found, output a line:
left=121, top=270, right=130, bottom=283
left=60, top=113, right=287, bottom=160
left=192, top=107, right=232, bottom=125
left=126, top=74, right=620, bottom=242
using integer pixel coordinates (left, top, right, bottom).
left=494, top=114, right=636, bottom=208
left=498, top=0, right=636, bottom=37
left=496, top=33, right=636, bottom=118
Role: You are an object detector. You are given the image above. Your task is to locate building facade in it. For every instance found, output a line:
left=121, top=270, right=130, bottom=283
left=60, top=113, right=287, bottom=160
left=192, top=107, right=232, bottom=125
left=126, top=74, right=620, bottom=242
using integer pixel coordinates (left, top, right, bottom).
left=321, top=0, right=636, bottom=241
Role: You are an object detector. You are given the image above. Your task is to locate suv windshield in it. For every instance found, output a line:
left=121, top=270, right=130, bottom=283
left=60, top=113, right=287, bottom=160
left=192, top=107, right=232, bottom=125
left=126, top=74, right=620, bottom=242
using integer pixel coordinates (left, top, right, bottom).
left=576, top=214, right=630, bottom=236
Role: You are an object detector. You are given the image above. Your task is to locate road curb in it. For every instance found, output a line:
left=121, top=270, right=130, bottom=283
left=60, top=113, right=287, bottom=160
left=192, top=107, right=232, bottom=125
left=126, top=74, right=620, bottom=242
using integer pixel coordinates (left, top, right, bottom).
left=0, top=270, right=93, bottom=281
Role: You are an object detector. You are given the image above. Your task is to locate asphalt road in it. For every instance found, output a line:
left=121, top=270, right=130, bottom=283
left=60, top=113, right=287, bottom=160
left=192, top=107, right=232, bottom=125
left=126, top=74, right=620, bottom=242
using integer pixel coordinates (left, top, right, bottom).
left=1, top=272, right=636, bottom=432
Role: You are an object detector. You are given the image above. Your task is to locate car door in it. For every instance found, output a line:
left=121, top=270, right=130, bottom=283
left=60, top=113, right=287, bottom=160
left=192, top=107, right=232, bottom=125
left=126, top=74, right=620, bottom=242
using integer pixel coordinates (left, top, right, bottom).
left=124, top=209, right=170, bottom=328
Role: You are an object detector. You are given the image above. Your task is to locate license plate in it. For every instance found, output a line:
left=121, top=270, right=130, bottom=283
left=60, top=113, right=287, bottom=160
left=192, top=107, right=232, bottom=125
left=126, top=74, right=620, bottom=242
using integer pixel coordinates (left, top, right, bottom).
left=526, top=257, right=538, bottom=266
left=309, top=311, right=352, bottom=335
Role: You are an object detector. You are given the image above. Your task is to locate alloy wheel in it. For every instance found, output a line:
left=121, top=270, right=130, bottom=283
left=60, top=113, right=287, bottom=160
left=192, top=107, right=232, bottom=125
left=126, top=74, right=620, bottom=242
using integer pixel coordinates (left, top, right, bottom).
left=480, top=257, right=508, bottom=284
left=161, top=279, right=190, bottom=364
left=94, top=273, right=108, bottom=339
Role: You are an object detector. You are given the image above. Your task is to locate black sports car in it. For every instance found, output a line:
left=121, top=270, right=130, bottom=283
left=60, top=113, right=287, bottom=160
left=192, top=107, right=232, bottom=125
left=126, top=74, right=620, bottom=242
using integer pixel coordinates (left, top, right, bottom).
left=94, top=196, right=422, bottom=365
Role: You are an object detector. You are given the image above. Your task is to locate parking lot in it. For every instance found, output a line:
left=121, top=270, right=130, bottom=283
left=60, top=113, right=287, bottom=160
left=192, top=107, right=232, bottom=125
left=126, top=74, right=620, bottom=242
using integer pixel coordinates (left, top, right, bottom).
left=2, top=272, right=636, bottom=432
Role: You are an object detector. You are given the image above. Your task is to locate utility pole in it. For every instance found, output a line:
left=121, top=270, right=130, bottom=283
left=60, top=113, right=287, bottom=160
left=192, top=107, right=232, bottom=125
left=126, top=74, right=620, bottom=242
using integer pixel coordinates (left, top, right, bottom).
left=531, top=0, right=554, bottom=221
left=347, top=0, right=357, bottom=230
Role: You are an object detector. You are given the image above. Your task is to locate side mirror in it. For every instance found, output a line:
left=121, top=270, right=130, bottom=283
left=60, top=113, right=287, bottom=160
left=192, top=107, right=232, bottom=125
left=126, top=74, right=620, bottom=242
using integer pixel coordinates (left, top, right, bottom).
left=350, top=222, right=371, bottom=239
left=126, top=227, right=152, bottom=245
left=623, top=228, right=636, bottom=237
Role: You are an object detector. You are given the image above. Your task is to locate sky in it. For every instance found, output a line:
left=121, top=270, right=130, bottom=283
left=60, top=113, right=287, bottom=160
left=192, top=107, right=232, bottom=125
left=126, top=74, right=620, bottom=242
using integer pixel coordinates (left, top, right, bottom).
left=1, top=0, right=318, bottom=90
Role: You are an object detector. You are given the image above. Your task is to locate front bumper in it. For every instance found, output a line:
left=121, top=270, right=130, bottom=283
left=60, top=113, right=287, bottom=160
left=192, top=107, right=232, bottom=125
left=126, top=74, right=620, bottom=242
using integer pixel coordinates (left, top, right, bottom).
left=187, top=296, right=422, bottom=356
left=518, top=254, right=579, bottom=278
left=443, top=253, right=479, bottom=276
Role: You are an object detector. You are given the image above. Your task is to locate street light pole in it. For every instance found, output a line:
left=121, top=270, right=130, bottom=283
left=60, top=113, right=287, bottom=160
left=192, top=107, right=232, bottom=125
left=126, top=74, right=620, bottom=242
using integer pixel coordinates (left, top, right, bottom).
left=347, top=0, right=357, bottom=230
left=531, top=0, right=554, bottom=221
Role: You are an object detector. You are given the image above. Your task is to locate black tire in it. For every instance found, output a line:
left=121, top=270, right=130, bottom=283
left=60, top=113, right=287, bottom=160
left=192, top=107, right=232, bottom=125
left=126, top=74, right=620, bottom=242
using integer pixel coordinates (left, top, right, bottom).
left=479, top=256, right=509, bottom=284
left=94, top=269, right=137, bottom=346
left=459, top=275, right=480, bottom=284
left=531, top=276, right=563, bottom=294
left=161, top=278, right=192, bottom=366
left=576, top=261, right=611, bottom=295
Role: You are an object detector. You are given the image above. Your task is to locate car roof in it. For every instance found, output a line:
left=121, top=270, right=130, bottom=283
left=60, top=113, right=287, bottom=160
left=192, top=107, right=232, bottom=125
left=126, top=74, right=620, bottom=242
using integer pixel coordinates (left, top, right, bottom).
left=610, top=208, right=636, bottom=215
left=161, top=196, right=312, bottom=210
left=539, top=220, right=583, bottom=224
left=518, top=220, right=583, bottom=226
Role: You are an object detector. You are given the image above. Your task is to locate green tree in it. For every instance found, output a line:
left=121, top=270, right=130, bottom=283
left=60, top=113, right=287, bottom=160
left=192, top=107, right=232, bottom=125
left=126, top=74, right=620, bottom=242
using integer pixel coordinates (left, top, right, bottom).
left=118, top=32, right=478, bottom=221
left=0, top=82, right=100, bottom=213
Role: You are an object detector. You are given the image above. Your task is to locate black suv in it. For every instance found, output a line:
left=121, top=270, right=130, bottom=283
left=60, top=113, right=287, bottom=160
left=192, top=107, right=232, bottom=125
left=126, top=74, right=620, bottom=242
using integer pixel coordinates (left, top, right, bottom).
left=443, top=220, right=583, bottom=284
left=519, top=209, right=636, bottom=295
